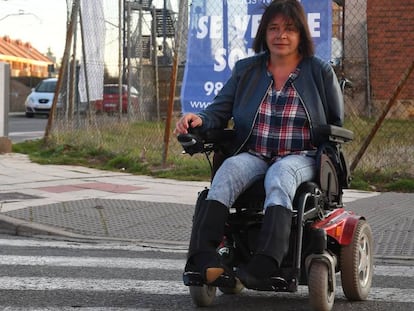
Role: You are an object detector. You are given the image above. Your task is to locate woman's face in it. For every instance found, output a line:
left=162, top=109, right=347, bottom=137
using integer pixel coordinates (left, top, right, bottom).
left=265, top=14, right=301, bottom=59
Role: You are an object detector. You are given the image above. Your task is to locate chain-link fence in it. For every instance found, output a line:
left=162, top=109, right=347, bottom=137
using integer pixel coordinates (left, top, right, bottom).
left=47, top=0, right=413, bottom=181
left=47, top=0, right=188, bottom=171
left=336, top=0, right=414, bottom=178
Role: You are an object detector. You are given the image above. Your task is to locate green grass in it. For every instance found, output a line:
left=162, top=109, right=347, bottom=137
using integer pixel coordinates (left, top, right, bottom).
left=350, top=170, right=414, bottom=192
left=12, top=125, right=212, bottom=181
left=11, top=117, right=413, bottom=193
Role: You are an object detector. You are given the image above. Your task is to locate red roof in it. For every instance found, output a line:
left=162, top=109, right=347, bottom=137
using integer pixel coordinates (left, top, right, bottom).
left=0, top=36, right=52, bottom=63
left=0, top=36, right=53, bottom=77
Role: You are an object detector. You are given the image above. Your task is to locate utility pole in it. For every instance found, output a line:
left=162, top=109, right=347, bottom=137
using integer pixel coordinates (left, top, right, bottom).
left=0, top=62, right=12, bottom=153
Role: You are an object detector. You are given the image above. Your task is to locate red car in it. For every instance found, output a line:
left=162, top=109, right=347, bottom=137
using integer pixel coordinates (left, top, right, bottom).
left=95, top=84, right=139, bottom=113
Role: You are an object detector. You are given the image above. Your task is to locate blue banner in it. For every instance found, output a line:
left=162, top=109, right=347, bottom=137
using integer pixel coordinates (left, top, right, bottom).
left=181, top=0, right=333, bottom=113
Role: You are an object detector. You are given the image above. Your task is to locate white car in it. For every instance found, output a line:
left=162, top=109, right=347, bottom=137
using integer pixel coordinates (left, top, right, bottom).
left=24, top=78, right=57, bottom=118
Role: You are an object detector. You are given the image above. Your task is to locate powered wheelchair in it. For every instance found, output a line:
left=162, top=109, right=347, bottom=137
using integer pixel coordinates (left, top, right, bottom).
left=177, top=125, right=373, bottom=311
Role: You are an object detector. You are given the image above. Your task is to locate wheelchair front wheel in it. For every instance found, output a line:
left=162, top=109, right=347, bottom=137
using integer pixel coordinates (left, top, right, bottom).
left=308, top=261, right=336, bottom=311
left=219, top=278, right=244, bottom=294
left=189, top=285, right=216, bottom=307
left=340, top=219, right=373, bottom=301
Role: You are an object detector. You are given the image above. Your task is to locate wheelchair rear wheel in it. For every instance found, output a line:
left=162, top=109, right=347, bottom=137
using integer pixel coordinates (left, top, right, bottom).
left=340, top=219, right=373, bottom=300
left=189, top=285, right=216, bottom=307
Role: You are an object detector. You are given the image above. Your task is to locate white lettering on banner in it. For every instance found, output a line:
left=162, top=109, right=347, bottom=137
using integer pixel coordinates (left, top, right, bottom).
left=211, top=15, right=223, bottom=39
left=234, top=15, right=261, bottom=39
left=251, top=14, right=262, bottom=37
left=196, top=13, right=321, bottom=40
left=189, top=101, right=212, bottom=109
left=196, top=16, right=209, bottom=39
left=197, top=16, right=223, bottom=39
left=214, top=48, right=227, bottom=72
left=241, top=0, right=274, bottom=5
left=197, top=15, right=262, bottom=40
left=214, top=48, right=255, bottom=72
left=204, top=81, right=224, bottom=96
left=197, top=13, right=322, bottom=72
left=308, top=13, right=321, bottom=37
left=234, top=15, right=250, bottom=38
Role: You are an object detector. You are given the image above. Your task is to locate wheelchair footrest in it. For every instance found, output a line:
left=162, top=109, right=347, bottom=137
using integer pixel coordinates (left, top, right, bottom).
left=242, top=276, right=298, bottom=292
left=272, top=276, right=298, bottom=292
left=183, top=271, right=237, bottom=288
left=183, top=271, right=204, bottom=286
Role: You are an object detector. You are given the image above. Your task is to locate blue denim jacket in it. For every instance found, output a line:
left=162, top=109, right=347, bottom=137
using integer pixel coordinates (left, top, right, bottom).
left=198, top=52, right=344, bottom=155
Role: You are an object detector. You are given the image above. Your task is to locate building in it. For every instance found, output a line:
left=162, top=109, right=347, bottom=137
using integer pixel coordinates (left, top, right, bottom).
left=0, top=36, right=53, bottom=78
left=367, top=0, right=414, bottom=118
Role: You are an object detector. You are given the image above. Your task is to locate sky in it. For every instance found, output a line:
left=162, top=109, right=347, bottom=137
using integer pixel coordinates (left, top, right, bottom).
left=0, top=0, right=178, bottom=61
left=0, top=0, right=68, bottom=58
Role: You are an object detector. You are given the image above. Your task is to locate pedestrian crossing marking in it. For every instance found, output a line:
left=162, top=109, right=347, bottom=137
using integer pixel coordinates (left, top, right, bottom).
left=0, top=276, right=412, bottom=303
left=0, top=237, right=412, bottom=306
left=0, top=254, right=412, bottom=277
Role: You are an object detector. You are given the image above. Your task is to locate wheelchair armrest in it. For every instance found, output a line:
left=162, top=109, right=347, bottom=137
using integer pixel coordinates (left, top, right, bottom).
left=314, top=125, right=353, bottom=144
left=203, top=128, right=236, bottom=143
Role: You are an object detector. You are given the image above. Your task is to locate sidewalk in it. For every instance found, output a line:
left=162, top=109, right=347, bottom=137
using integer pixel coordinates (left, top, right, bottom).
left=0, top=153, right=413, bottom=259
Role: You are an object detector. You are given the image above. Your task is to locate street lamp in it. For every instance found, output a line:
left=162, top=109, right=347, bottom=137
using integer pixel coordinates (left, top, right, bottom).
left=0, top=10, right=42, bottom=23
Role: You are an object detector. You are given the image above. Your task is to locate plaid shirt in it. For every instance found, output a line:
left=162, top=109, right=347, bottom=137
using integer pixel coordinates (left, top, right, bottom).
left=248, top=69, right=314, bottom=161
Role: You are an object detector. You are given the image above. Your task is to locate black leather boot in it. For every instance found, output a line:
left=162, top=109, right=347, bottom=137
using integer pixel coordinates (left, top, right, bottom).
left=256, top=205, right=292, bottom=265
left=237, top=205, right=292, bottom=289
left=184, top=199, right=229, bottom=284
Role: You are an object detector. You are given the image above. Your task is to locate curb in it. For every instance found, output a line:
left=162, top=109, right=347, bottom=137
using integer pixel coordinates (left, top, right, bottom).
left=0, top=214, right=188, bottom=250
left=1, top=214, right=413, bottom=259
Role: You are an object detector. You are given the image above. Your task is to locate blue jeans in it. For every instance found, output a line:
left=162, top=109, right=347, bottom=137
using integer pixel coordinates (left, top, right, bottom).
left=206, top=152, right=316, bottom=211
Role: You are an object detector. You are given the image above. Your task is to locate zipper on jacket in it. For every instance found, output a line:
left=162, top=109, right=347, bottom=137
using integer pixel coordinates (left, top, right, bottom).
left=234, top=80, right=273, bottom=155
left=292, top=83, right=314, bottom=142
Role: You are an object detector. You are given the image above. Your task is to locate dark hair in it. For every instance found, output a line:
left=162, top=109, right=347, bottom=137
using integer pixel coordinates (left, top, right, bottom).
left=253, top=0, right=315, bottom=57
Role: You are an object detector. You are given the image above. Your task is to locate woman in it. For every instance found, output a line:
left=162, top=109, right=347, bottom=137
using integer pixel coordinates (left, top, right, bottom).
left=175, top=0, right=343, bottom=288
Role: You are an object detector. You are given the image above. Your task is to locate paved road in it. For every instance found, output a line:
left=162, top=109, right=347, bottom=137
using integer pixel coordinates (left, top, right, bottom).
left=0, top=151, right=413, bottom=310
left=0, top=235, right=412, bottom=310
left=1, top=153, right=413, bottom=260
left=8, top=113, right=47, bottom=143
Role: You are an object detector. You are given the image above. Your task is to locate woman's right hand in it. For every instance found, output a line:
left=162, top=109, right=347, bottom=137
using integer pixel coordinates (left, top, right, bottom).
left=174, top=113, right=203, bottom=135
